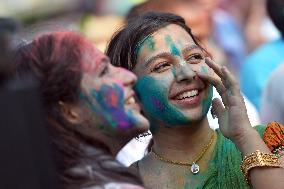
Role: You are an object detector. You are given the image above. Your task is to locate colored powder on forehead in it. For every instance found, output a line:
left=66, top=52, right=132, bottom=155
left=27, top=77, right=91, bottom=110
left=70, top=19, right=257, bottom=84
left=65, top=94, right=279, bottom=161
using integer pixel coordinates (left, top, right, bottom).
left=135, top=36, right=155, bottom=56
left=80, top=84, right=137, bottom=130
left=144, top=36, right=155, bottom=51
left=165, top=35, right=181, bottom=57
left=134, top=75, right=188, bottom=132
left=81, top=45, right=105, bottom=73
left=202, top=85, right=213, bottom=116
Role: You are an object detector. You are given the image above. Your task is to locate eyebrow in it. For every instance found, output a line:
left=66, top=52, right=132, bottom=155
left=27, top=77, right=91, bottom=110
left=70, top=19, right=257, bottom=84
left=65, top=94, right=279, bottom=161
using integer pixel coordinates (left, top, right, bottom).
left=95, top=57, right=109, bottom=73
left=143, top=52, right=173, bottom=68
left=181, top=44, right=201, bottom=56
left=143, top=45, right=201, bottom=68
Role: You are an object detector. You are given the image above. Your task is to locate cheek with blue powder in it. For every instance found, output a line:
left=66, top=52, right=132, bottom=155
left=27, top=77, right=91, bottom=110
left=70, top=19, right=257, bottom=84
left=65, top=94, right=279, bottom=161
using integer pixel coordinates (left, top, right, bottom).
left=202, top=85, right=213, bottom=116
left=80, top=83, right=137, bottom=131
left=134, top=75, right=189, bottom=130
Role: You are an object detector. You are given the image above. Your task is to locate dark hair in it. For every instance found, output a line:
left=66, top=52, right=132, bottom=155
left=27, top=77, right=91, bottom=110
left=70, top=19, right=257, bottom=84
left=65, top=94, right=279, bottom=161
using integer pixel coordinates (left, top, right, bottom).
left=14, top=32, right=143, bottom=188
left=267, top=0, right=284, bottom=37
left=106, top=11, right=208, bottom=70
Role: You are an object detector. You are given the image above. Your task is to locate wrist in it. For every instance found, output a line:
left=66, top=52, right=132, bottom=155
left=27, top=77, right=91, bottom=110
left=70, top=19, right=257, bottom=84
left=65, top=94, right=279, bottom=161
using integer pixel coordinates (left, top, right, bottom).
left=231, top=127, right=265, bottom=155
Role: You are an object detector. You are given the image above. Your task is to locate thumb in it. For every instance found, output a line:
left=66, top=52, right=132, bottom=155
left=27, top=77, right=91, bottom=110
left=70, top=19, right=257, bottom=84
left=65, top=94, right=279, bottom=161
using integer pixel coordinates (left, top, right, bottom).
left=211, top=98, right=225, bottom=119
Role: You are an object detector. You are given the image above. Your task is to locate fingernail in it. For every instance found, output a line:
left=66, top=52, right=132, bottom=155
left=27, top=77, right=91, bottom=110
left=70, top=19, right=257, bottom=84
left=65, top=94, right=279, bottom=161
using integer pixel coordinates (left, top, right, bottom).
left=222, top=66, right=228, bottom=73
left=211, top=108, right=217, bottom=119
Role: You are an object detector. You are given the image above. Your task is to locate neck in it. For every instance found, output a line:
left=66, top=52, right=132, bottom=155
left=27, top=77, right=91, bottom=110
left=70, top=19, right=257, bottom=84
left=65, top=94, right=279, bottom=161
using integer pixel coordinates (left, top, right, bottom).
left=103, top=134, right=128, bottom=156
left=152, top=118, right=213, bottom=162
left=80, top=127, right=130, bottom=157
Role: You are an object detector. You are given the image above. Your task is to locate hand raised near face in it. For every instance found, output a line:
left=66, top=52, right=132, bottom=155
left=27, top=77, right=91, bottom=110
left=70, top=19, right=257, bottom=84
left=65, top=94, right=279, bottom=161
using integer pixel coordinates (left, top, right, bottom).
left=196, top=58, right=254, bottom=143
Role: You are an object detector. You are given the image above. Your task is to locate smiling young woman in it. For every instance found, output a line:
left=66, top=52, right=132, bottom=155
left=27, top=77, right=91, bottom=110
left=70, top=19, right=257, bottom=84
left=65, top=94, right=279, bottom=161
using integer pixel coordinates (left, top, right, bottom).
left=14, top=31, right=149, bottom=189
left=106, top=12, right=284, bottom=189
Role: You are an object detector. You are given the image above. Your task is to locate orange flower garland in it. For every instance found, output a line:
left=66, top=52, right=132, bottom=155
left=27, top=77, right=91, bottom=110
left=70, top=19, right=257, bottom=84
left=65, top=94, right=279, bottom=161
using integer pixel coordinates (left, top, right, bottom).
left=263, top=122, right=284, bottom=157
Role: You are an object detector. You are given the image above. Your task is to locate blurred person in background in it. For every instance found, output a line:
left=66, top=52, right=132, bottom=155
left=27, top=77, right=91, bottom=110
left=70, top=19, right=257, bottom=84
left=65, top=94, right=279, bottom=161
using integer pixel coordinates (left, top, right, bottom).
left=80, top=15, right=124, bottom=52
left=0, top=18, right=19, bottom=85
left=240, top=0, right=284, bottom=111
left=14, top=31, right=149, bottom=189
left=197, top=0, right=280, bottom=77
left=260, top=63, right=284, bottom=125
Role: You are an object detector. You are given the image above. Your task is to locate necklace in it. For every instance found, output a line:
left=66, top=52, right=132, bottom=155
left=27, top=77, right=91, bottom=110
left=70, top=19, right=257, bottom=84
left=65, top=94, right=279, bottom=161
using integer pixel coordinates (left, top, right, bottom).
left=151, top=131, right=215, bottom=174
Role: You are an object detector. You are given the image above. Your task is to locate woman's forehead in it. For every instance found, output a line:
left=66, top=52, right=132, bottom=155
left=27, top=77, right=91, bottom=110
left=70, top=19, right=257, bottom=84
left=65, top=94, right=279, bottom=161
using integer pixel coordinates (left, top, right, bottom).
left=144, top=25, right=193, bottom=50
left=154, top=24, right=190, bottom=38
left=137, top=24, right=195, bottom=60
left=80, top=44, right=107, bottom=73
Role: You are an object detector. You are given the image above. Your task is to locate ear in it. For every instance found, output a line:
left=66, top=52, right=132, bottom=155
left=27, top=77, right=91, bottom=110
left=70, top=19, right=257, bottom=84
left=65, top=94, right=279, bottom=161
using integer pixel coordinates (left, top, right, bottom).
left=58, top=101, right=83, bottom=125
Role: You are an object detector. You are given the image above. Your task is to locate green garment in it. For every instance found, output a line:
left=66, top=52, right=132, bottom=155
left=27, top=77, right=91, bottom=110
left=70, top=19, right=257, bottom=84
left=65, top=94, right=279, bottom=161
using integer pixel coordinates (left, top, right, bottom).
left=195, top=125, right=266, bottom=189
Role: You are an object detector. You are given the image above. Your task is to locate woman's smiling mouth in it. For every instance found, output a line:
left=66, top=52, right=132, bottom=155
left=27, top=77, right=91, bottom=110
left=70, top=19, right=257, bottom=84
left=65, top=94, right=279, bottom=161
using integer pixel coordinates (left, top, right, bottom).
left=171, top=88, right=203, bottom=107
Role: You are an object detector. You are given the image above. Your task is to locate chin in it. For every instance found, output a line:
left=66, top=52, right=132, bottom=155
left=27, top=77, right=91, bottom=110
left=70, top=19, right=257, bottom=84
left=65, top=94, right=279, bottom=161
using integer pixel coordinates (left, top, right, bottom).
left=126, top=110, right=150, bottom=132
left=185, top=110, right=207, bottom=123
left=134, top=115, right=150, bottom=132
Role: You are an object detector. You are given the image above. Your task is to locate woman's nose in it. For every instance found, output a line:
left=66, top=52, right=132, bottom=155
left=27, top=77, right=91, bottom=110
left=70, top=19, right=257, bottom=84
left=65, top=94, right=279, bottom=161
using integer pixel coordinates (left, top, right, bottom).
left=174, top=63, right=196, bottom=83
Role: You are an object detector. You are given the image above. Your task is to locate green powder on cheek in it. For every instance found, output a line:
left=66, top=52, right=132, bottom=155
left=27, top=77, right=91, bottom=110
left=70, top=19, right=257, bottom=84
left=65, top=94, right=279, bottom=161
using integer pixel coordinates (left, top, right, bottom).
left=134, top=76, right=189, bottom=132
left=200, top=65, right=209, bottom=74
left=202, top=85, right=213, bottom=116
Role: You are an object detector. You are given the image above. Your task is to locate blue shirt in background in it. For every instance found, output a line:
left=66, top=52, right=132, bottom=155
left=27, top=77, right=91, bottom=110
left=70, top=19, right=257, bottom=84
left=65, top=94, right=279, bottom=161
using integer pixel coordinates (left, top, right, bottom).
left=240, top=38, right=284, bottom=111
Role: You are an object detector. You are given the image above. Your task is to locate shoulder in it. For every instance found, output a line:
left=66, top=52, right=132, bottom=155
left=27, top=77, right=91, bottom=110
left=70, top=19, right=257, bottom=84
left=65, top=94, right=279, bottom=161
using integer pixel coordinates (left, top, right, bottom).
left=129, top=154, right=154, bottom=175
left=133, top=153, right=154, bottom=172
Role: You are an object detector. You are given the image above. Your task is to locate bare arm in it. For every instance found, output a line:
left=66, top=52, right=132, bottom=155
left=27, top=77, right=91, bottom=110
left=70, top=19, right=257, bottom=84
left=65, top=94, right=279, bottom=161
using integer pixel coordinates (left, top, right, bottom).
left=197, top=58, right=284, bottom=189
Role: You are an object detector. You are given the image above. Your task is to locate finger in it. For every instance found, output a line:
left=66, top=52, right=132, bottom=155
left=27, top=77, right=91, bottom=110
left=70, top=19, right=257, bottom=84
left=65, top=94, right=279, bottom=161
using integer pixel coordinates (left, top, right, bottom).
left=206, top=58, right=241, bottom=98
left=211, top=98, right=226, bottom=120
left=205, top=58, right=224, bottom=78
left=206, top=58, right=240, bottom=95
left=221, top=67, right=241, bottom=96
left=195, top=65, right=223, bottom=91
left=196, top=72, right=228, bottom=106
left=196, top=72, right=225, bottom=96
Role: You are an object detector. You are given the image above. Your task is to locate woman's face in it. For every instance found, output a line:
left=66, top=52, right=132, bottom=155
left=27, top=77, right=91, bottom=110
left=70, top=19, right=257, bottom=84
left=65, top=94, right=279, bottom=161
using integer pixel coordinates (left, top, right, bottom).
left=79, top=43, right=149, bottom=135
left=133, top=24, right=213, bottom=129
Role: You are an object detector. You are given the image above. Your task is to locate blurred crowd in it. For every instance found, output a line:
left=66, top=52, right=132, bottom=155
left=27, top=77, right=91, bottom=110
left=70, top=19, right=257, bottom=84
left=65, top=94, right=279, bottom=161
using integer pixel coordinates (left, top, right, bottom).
left=1, top=0, right=284, bottom=187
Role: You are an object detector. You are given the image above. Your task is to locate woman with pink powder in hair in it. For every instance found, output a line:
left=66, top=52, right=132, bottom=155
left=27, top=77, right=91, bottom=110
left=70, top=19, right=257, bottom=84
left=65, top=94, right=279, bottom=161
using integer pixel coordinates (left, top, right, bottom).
left=14, top=31, right=149, bottom=189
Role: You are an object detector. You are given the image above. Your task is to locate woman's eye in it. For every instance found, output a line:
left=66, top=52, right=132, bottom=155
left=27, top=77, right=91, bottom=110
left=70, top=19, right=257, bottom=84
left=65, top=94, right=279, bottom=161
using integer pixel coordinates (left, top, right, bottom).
left=186, top=54, right=204, bottom=64
left=99, top=65, right=109, bottom=77
left=151, top=62, right=171, bottom=72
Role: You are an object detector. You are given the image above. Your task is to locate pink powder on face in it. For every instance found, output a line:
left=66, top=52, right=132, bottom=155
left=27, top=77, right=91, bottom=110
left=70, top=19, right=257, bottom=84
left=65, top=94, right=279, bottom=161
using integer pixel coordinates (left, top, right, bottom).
left=79, top=41, right=107, bottom=74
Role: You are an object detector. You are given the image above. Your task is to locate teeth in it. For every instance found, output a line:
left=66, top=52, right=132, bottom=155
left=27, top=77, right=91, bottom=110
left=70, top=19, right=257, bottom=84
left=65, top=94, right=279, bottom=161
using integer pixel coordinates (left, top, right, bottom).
left=176, top=90, right=198, bottom=100
left=126, top=96, right=136, bottom=104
